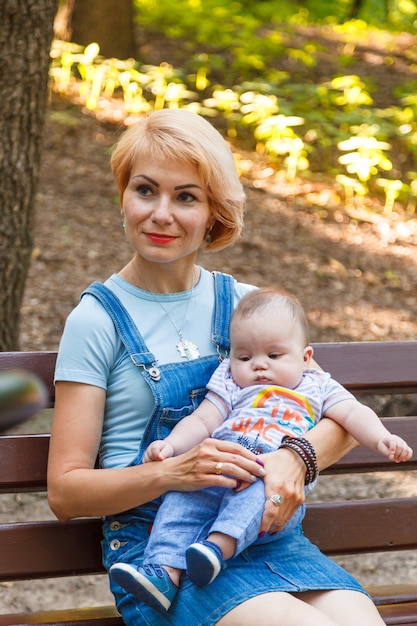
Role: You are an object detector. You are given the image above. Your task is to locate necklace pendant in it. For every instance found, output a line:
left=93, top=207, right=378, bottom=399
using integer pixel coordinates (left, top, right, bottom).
left=177, top=338, right=200, bottom=360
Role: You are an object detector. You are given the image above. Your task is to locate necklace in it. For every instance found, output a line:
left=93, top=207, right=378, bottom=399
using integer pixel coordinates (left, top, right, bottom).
left=129, top=261, right=200, bottom=361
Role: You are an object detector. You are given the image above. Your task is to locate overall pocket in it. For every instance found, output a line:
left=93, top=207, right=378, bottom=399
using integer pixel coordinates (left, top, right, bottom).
left=156, top=386, right=207, bottom=440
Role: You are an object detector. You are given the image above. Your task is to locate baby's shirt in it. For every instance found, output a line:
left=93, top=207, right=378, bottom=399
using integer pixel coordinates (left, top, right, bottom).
left=206, top=359, right=354, bottom=454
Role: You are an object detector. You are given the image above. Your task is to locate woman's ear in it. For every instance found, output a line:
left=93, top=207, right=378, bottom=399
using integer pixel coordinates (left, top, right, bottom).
left=204, top=219, right=215, bottom=244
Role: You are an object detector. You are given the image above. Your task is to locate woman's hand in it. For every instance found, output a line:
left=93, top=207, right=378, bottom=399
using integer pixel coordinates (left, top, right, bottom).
left=161, top=438, right=266, bottom=492
left=257, top=447, right=306, bottom=535
left=257, top=418, right=357, bottom=535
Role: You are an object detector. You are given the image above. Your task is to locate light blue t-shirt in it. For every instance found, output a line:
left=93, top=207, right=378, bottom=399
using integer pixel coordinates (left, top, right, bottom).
left=55, top=268, right=254, bottom=468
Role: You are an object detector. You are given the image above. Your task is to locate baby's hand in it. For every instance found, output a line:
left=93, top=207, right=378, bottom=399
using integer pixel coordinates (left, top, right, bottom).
left=377, top=435, right=413, bottom=463
left=143, top=440, right=175, bottom=463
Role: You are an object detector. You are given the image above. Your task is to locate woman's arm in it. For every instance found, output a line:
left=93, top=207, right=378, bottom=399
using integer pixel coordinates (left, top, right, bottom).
left=47, top=382, right=265, bottom=521
left=258, top=418, right=357, bottom=534
left=305, top=415, right=357, bottom=470
left=47, top=381, right=170, bottom=520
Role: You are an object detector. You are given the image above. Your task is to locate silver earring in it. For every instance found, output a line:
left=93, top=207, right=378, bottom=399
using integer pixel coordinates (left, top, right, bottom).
left=205, top=228, right=212, bottom=244
left=121, top=216, right=126, bottom=229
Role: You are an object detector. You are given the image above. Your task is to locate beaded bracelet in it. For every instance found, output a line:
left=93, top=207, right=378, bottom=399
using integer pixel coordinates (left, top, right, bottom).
left=284, top=437, right=318, bottom=484
left=280, top=436, right=319, bottom=485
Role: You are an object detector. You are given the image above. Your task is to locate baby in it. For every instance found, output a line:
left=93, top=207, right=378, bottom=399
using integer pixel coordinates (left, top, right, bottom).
left=110, top=287, right=412, bottom=612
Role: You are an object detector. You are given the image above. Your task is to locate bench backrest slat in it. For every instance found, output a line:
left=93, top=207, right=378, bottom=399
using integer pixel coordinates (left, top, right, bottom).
left=0, top=434, right=49, bottom=493
left=1, top=414, right=417, bottom=494
left=304, top=497, right=417, bottom=555
left=1, top=342, right=417, bottom=402
left=1, top=496, right=417, bottom=581
left=0, top=519, right=104, bottom=581
left=313, top=341, right=417, bottom=393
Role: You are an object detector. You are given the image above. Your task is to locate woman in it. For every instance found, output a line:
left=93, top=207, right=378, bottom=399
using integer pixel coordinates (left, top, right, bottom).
left=47, top=108, right=385, bottom=625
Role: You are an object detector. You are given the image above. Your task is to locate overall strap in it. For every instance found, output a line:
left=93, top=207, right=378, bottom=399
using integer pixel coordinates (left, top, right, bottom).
left=82, top=282, right=157, bottom=370
left=83, top=273, right=234, bottom=373
left=212, top=271, right=235, bottom=358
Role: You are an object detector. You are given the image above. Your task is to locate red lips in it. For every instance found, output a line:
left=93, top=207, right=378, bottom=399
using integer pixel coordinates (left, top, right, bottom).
left=145, top=232, right=177, bottom=244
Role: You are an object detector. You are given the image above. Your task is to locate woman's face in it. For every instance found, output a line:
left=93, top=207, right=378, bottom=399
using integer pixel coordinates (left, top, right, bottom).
left=122, top=156, right=212, bottom=266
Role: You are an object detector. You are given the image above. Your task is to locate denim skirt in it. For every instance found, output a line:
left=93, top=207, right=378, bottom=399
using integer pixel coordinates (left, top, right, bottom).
left=102, top=512, right=367, bottom=626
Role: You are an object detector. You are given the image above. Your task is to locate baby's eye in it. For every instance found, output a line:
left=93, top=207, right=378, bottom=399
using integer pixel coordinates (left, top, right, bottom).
left=268, top=353, right=281, bottom=360
left=239, top=356, right=251, bottom=362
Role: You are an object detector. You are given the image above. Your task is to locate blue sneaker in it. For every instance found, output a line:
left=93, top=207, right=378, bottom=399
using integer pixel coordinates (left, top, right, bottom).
left=109, top=563, right=178, bottom=612
left=185, top=540, right=224, bottom=587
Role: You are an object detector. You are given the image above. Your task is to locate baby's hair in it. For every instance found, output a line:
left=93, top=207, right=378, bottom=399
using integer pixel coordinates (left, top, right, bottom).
left=233, top=287, right=310, bottom=345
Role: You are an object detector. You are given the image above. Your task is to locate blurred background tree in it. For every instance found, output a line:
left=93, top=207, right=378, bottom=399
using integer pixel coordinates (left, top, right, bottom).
left=0, top=0, right=58, bottom=350
left=54, top=0, right=136, bottom=59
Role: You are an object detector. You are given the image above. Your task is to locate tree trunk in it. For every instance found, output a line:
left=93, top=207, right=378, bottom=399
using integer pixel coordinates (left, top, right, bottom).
left=0, top=0, right=58, bottom=350
left=348, top=0, right=389, bottom=19
left=56, top=0, right=136, bottom=59
left=349, top=0, right=364, bottom=18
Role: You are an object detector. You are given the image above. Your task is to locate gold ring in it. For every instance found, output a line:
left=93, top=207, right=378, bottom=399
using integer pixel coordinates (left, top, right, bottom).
left=214, top=462, right=223, bottom=475
left=268, top=494, right=283, bottom=506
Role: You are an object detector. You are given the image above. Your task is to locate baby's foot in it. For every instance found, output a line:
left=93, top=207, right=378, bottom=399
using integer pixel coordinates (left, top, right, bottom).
left=185, top=540, right=224, bottom=586
left=110, top=563, right=177, bottom=611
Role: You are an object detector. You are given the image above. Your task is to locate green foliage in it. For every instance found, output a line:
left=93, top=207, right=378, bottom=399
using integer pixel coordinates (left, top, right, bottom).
left=253, top=114, right=309, bottom=182
left=133, top=0, right=417, bottom=32
left=49, top=0, right=417, bottom=211
left=50, top=41, right=195, bottom=113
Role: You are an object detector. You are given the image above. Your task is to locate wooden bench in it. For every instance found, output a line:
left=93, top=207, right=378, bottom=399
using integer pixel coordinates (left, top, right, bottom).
left=0, top=342, right=417, bottom=625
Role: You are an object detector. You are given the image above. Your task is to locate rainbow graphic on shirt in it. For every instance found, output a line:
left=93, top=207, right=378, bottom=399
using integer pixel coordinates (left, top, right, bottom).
left=251, top=385, right=315, bottom=427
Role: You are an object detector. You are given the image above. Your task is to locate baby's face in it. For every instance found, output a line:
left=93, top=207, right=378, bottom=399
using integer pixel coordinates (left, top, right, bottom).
left=229, top=309, right=310, bottom=390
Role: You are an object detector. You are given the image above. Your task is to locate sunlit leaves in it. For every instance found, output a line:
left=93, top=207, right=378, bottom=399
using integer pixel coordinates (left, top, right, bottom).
left=329, top=75, right=373, bottom=108
left=50, top=0, right=417, bottom=213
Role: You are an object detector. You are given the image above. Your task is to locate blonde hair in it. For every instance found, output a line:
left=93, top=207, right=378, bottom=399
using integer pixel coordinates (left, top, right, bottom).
left=233, top=287, right=310, bottom=346
left=110, top=109, right=245, bottom=251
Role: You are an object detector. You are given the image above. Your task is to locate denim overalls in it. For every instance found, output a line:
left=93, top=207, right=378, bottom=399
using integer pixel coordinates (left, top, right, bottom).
left=82, top=273, right=367, bottom=626
left=83, top=271, right=233, bottom=469
left=82, top=273, right=235, bottom=594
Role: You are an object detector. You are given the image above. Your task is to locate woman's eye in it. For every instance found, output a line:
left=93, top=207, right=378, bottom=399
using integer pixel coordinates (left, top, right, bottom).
left=178, top=191, right=196, bottom=203
left=137, top=185, right=153, bottom=196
